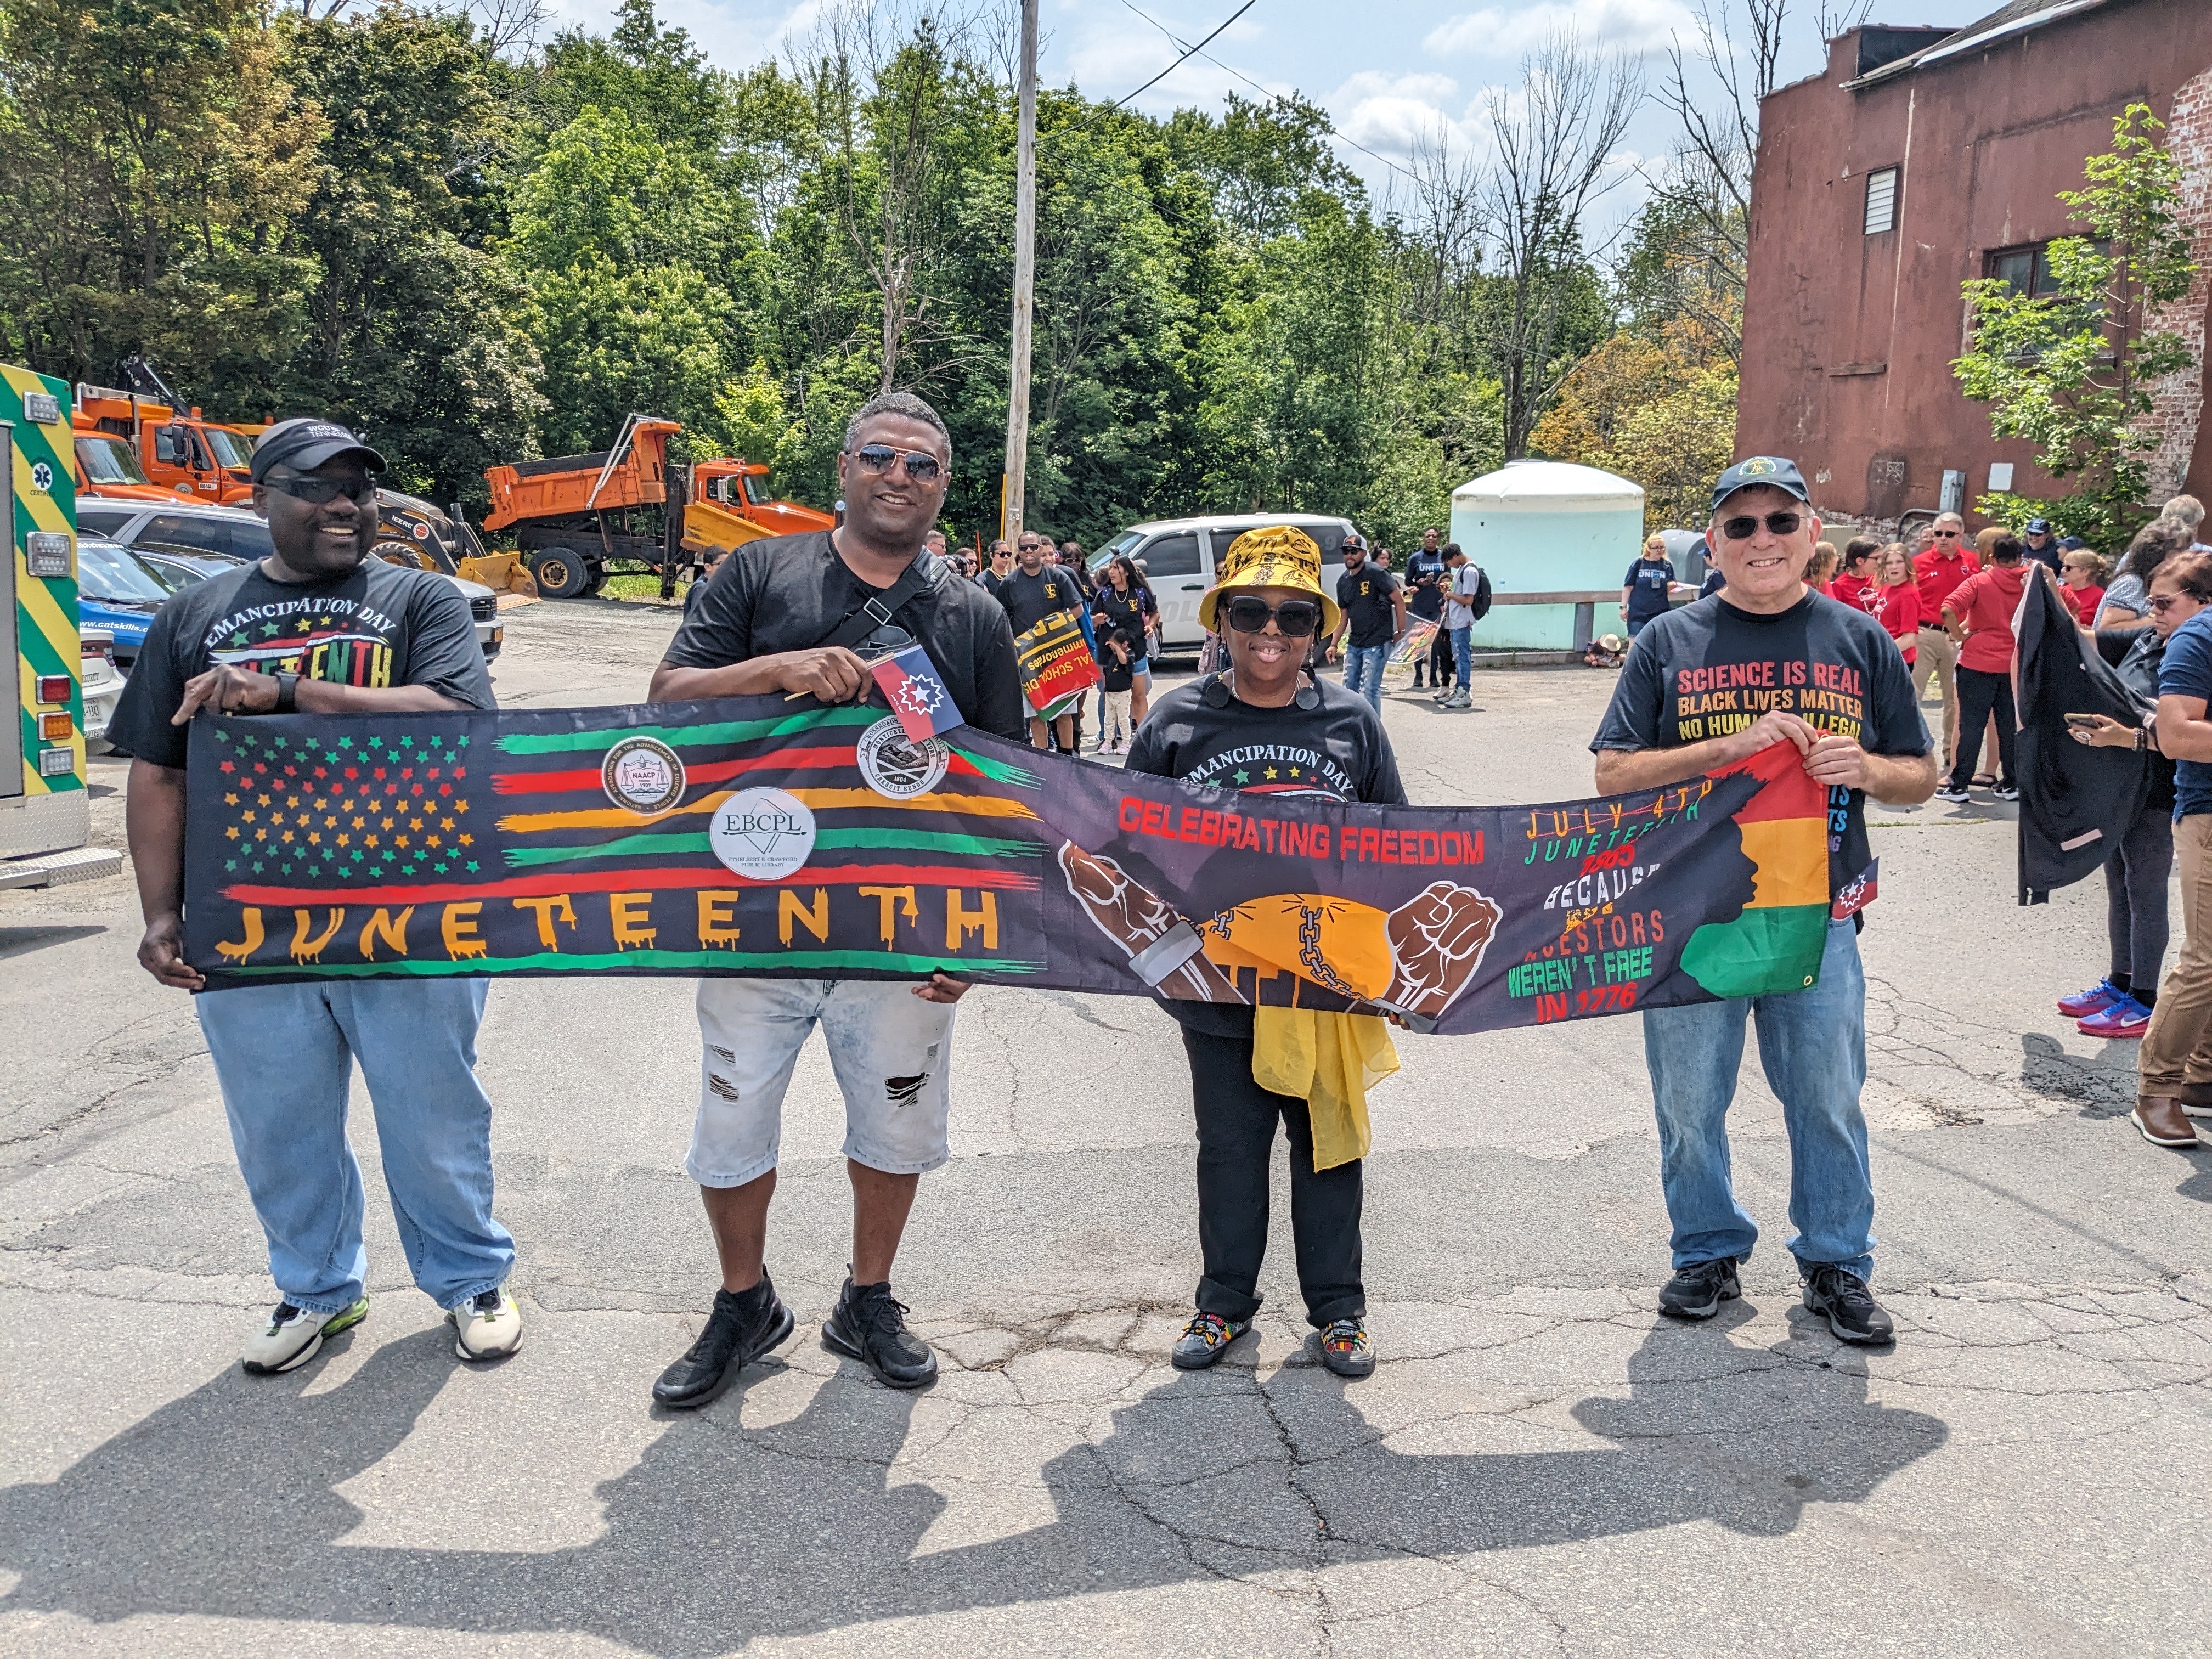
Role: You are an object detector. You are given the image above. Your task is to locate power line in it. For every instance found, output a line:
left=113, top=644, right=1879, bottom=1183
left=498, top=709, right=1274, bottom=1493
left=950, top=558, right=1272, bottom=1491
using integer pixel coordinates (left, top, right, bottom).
left=1110, top=0, right=1260, bottom=109
left=1110, top=0, right=1422, bottom=187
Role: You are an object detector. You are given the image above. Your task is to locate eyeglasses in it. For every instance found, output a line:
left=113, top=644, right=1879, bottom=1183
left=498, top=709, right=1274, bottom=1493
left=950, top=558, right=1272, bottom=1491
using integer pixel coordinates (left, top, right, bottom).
left=849, top=444, right=943, bottom=483
left=2150, top=594, right=2194, bottom=614
left=1718, top=511, right=1803, bottom=541
left=1929, top=528, right=1962, bottom=539
left=1224, top=595, right=1322, bottom=637
left=262, top=473, right=375, bottom=504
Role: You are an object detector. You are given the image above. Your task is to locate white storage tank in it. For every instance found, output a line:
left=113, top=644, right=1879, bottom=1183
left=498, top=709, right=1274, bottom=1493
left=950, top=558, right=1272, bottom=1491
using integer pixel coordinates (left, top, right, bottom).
left=1448, top=461, right=1646, bottom=651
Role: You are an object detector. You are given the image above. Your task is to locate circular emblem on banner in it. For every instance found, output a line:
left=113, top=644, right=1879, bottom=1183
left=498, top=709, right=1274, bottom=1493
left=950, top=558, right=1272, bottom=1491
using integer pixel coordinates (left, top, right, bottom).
left=601, top=735, right=686, bottom=814
left=856, top=715, right=950, bottom=800
left=709, top=786, right=816, bottom=881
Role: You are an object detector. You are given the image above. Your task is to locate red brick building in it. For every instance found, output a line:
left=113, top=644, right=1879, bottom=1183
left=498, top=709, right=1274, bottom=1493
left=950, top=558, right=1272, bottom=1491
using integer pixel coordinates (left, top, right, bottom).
left=1736, top=0, right=2212, bottom=532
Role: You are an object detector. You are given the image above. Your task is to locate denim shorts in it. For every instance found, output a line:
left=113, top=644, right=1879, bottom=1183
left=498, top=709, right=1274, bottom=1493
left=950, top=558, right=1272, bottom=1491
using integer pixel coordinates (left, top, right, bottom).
left=688, top=978, right=957, bottom=1186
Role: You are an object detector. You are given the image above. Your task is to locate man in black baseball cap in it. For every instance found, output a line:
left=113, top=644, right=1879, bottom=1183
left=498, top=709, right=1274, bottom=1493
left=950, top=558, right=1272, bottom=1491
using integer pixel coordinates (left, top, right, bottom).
left=109, top=414, right=524, bottom=1379
left=2020, top=516, right=2061, bottom=575
left=246, top=416, right=386, bottom=484
left=1589, top=449, right=1934, bottom=1347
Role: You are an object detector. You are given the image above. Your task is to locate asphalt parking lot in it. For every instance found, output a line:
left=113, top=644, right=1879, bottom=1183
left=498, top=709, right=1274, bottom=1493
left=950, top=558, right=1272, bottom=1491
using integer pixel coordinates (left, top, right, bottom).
left=2, top=594, right=2207, bottom=1657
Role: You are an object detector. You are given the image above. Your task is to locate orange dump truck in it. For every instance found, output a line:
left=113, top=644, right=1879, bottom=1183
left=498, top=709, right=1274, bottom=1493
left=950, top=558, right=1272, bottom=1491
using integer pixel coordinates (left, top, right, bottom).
left=480, top=414, right=833, bottom=599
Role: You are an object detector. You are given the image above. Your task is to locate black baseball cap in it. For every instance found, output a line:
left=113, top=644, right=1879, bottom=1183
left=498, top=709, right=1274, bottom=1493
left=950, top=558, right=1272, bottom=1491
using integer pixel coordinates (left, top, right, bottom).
left=1710, top=455, right=1812, bottom=515
left=1342, top=530, right=1367, bottom=551
left=249, top=417, right=386, bottom=483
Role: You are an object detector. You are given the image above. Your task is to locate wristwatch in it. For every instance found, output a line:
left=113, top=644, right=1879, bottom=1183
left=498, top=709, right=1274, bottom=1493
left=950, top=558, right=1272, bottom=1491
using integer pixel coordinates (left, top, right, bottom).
left=274, top=670, right=298, bottom=714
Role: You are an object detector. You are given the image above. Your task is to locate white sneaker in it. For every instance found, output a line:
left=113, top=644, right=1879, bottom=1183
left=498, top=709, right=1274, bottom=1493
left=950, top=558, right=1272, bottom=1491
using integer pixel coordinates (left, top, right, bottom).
left=450, top=1287, right=523, bottom=1361
left=242, top=1296, right=368, bottom=1376
left=1443, top=691, right=1472, bottom=709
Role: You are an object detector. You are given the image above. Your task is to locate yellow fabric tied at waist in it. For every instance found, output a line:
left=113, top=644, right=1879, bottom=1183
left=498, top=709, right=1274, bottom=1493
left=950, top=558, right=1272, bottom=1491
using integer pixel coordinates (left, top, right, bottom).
left=1250, top=1005, right=1399, bottom=1172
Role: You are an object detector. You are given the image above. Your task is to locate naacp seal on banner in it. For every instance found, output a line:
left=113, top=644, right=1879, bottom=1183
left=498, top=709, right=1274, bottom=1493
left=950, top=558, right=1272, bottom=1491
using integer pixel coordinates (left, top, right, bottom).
left=856, top=715, right=949, bottom=801
left=601, top=735, right=686, bottom=814
left=709, top=786, right=816, bottom=881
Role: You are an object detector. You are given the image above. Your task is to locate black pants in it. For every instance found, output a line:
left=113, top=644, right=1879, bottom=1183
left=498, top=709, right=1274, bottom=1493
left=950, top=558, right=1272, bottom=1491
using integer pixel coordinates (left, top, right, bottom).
left=1948, top=666, right=2016, bottom=788
left=2107, top=800, right=2175, bottom=988
left=1182, top=1026, right=1364, bottom=1328
left=1427, top=620, right=1454, bottom=685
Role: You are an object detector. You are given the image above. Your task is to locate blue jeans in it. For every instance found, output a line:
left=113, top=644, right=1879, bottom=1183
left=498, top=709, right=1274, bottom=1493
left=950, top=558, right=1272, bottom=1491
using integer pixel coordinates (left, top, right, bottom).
left=197, top=979, right=515, bottom=1314
left=1449, top=626, right=1472, bottom=690
left=1640, top=918, right=1875, bottom=1280
left=1340, top=643, right=1388, bottom=709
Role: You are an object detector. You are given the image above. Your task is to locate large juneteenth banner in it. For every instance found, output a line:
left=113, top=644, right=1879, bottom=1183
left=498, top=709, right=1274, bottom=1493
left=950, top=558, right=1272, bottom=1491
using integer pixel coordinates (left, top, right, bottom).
left=182, top=696, right=1835, bottom=1032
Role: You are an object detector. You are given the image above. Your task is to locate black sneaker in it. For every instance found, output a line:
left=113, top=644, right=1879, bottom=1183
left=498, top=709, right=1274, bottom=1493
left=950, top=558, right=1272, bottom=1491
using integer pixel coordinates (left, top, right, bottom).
left=1658, top=1256, right=1741, bottom=1320
left=652, top=1272, right=795, bottom=1409
left=1801, top=1264, right=1895, bottom=1344
left=822, top=1277, right=938, bottom=1388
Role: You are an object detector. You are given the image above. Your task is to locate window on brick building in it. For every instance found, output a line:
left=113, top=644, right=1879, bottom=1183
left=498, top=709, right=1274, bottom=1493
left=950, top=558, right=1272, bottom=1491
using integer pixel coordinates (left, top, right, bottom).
left=1863, top=167, right=1898, bottom=234
left=1988, top=240, right=2111, bottom=300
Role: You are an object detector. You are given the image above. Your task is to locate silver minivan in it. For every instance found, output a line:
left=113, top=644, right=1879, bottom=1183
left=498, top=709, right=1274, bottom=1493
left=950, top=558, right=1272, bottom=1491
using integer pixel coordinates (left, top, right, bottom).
left=1090, top=512, right=1356, bottom=657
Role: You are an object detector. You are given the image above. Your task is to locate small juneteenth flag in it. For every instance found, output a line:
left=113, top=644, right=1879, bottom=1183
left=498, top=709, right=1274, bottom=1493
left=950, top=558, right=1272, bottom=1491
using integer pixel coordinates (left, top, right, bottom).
left=867, top=643, right=964, bottom=742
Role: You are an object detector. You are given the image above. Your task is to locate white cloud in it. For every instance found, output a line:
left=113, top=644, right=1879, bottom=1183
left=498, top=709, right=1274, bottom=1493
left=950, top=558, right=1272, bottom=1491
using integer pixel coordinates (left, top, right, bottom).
left=1424, top=0, right=1694, bottom=60
left=1327, top=70, right=1471, bottom=159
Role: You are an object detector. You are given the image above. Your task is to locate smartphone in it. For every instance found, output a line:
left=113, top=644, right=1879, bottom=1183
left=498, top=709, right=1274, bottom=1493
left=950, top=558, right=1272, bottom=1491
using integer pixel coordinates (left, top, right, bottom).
left=2064, top=713, right=2103, bottom=728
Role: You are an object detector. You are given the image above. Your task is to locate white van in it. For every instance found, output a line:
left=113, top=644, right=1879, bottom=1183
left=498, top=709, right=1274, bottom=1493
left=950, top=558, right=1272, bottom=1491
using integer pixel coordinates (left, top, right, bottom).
left=1090, top=512, right=1356, bottom=657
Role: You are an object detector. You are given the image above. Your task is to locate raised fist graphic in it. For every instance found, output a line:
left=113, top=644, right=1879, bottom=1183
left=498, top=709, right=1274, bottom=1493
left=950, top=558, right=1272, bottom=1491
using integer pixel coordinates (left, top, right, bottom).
left=1058, top=843, right=1244, bottom=1003
left=1383, top=881, right=1500, bottom=1019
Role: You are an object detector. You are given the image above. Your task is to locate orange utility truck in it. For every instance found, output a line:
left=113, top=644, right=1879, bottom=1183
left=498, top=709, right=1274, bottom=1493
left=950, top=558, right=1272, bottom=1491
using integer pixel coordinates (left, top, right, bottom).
left=481, top=414, right=833, bottom=599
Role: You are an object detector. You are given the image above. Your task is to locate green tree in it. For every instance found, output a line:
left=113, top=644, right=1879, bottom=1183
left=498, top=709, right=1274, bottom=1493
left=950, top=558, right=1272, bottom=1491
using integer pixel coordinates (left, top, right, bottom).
left=0, top=0, right=319, bottom=395
left=1954, top=103, right=2200, bottom=552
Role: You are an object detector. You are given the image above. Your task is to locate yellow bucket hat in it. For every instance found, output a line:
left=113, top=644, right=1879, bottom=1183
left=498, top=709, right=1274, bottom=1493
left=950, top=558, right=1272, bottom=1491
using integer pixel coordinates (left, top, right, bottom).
left=1198, top=525, right=1342, bottom=636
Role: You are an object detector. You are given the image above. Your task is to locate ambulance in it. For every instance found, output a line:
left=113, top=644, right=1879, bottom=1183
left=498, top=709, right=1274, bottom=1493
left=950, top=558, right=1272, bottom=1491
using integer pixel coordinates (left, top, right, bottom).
left=2, top=363, right=124, bottom=888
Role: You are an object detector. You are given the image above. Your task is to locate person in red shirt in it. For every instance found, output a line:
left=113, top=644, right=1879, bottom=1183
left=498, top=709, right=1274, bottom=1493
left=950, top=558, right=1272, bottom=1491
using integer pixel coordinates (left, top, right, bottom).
left=1910, top=514, right=1980, bottom=770
left=1867, top=543, right=1920, bottom=664
left=1830, top=537, right=1881, bottom=613
left=2059, top=548, right=2107, bottom=624
left=1936, top=534, right=2027, bottom=801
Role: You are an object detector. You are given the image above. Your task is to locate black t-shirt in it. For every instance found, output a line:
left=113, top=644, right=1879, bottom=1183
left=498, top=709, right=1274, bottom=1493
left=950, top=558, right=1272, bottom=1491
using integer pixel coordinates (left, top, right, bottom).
left=1335, top=565, right=1400, bottom=648
left=664, top=531, right=1025, bottom=740
left=1403, top=550, right=1447, bottom=620
left=1093, top=585, right=1152, bottom=650
left=1125, top=673, right=1408, bottom=1035
left=1590, top=590, right=1930, bottom=900
left=997, top=566, right=1083, bottom=636
left=1623, top=556, right=1676, bottom=623
left=109, top=558, right=494, bottom=770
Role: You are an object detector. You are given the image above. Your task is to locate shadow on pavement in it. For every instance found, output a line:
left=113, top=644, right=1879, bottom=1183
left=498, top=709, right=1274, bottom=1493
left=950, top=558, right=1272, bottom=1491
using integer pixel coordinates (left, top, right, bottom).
left=0, top=1306, right=1945, bottom=1654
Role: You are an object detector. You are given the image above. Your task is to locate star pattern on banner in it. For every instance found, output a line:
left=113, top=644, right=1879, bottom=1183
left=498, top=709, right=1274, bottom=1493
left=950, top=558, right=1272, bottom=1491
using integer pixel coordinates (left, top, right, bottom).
left=208, top=726, right=477, bottom=883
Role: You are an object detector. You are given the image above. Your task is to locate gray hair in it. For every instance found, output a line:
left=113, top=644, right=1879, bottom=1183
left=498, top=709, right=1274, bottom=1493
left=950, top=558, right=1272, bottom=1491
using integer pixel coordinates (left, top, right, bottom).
left=842, top=391, right=952, bottom=464
left=2164, top=493, right=2205, bottom=529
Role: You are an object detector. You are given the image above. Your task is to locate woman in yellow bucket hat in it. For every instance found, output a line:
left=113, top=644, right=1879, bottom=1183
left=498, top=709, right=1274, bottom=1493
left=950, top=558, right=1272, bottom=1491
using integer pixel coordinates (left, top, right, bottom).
left=1122, top=524, right=1407, bottom=1379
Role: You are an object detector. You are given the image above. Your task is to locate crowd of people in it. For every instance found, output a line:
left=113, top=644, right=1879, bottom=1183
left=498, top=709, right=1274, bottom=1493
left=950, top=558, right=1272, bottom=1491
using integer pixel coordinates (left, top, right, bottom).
left=111, top=385, right=2204, bottom=1407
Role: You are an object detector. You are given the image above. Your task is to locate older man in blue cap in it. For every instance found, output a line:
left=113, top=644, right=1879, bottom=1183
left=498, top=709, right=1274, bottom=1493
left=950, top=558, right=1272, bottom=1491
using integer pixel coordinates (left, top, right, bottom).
left=112, top=416, right=522, bottom=1378
left=1588, top=455, right=1937, bottom=1345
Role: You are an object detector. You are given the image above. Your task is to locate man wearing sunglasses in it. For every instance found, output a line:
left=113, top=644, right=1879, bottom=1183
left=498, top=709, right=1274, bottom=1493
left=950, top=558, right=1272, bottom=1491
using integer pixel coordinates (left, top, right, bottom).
left=112, top=416, right=523, bottom=1378
left=1124, top=526, right=1406, bottom=1380
left=1590, top=456, right=1936, bottom=1346
left=997, top=531, right=1088, bottom=751
left=1911, top=512, right=1980, bottom=771
left=650, top=391, right=1023, bottom=1403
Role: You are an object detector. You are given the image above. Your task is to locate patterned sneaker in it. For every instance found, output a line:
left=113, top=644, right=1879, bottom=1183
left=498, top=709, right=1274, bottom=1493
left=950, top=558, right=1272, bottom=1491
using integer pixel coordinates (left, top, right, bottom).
left=1170, top=1311, right=1250, bottom=1370
left=450, top=1287, right=523, bottom=1361
left=1318, top=1315, right=1375, bottom=1378
left=2078, top=995, right=2152, bottom=1040
left=241, top=1296, right=369, bottom=1376
left=2056, top=978, right=2125, bottom=1018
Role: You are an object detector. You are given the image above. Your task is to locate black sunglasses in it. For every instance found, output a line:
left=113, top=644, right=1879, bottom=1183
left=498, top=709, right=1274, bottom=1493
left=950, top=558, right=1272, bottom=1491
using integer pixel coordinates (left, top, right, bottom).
left=1718, top=511, right=1803, bottom=541
left=1225, top=595, right=1322, bottom=637
left=850, top=443, right=943, bottom=483
left=262, top=473, right=376, bottom=504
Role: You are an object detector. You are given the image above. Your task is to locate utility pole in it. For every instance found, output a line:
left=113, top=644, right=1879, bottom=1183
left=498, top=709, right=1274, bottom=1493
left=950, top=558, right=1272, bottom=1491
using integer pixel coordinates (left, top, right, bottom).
left=1001, top=0, right=1038, bottom=545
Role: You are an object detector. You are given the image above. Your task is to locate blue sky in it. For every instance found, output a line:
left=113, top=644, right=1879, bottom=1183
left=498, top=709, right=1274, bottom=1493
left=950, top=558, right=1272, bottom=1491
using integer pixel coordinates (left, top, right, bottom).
left=544, top=0, right=1979, bottom=237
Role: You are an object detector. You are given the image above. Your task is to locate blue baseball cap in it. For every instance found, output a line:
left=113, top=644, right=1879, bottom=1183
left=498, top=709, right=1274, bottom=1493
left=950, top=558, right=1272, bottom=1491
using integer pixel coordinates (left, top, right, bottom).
left=1711, top=455, right=1812, bottom=515
left=2024, top=517, right=2053, bottom=535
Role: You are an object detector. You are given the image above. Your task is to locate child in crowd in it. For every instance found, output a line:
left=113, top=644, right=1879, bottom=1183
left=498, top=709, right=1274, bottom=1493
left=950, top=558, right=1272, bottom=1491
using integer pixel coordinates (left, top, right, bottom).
left=1831, top=537, right=1881, bottom=611
left=1098, top=628, right=1136, bottom=753
left=1869, top=543, right=1920, bottom=665
left=1805, top=544, right=1839, bottom=596
left=2059, top=549, right=2108, bottom=624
